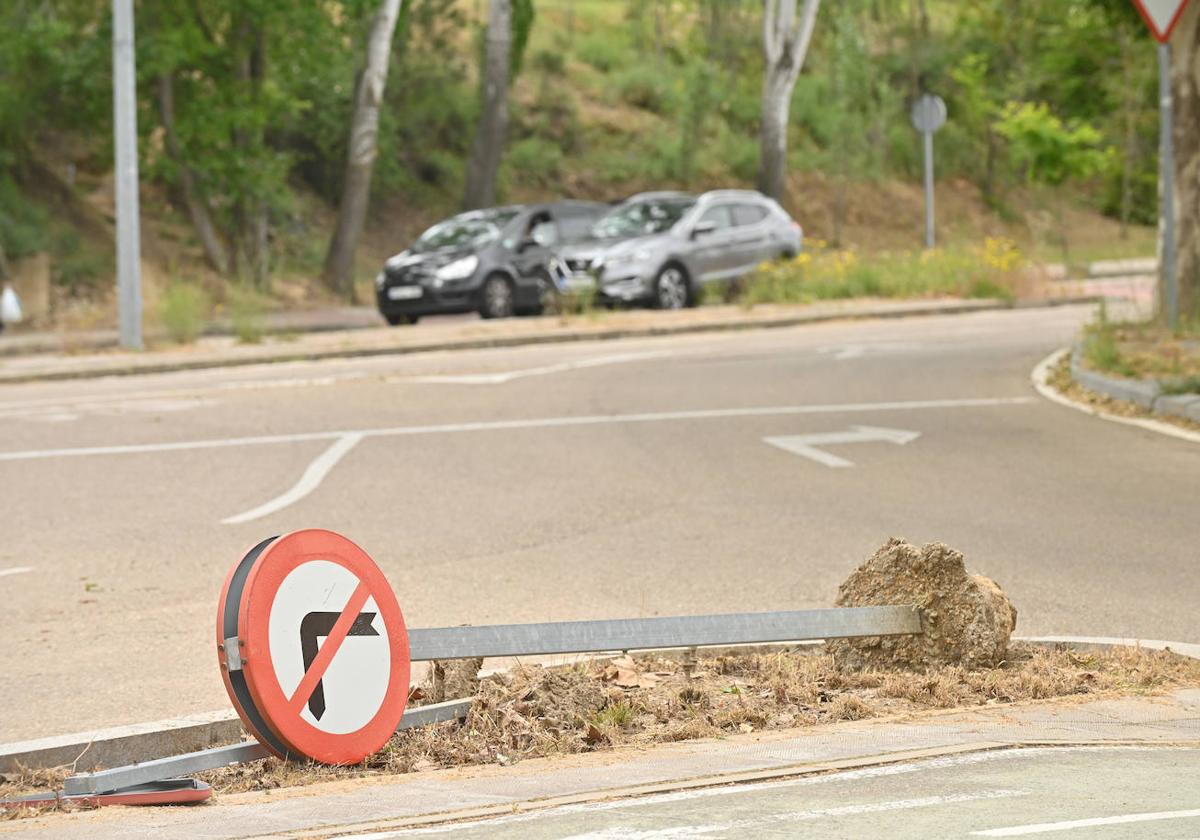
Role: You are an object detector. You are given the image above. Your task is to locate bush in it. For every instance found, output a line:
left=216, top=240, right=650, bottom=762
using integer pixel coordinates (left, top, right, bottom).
left=530, top=48, right=566, bottom=76
left=160, top=282, right=210, bottom=344
left=615, top=66, right=671, bottom=114
left=577, top=34, right=624, bottom=72
left=506, top=137, right=565, bottom=186
left=229, top=287, right=266, bottom=344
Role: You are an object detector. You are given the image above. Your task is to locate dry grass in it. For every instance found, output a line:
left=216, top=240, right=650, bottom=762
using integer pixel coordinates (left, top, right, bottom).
left=5, top=643, right=1195, bottom=815
left=1049, top=355, right=1200, bottom=433
left=194, top=642, right=1200, bottom=795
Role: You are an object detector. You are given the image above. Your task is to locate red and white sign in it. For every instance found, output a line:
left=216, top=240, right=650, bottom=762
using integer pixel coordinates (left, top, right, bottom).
left=1132, top=0, right=1191, bottom=42
left=217, top=530, right=410, bottom=764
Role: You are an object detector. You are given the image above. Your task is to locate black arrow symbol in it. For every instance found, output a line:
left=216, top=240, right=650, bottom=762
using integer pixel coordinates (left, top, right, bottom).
left=299, top=611, right=379, bottom=721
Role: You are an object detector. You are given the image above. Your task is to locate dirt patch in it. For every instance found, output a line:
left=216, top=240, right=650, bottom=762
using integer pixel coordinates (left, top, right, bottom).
left=829, top=539, right=1017, bottom=670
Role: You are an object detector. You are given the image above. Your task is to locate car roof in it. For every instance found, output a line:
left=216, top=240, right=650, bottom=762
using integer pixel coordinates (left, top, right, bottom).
left=525, top=199, right=608, bottom=214
left=619, top=191, right=696, bottom=203
left=697, top=189, right=769, bottom=203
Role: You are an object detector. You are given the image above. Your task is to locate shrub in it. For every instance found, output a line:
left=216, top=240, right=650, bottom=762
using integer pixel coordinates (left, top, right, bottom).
left=229, top=287, right=266, bottom=344
left=160, top=282, right=210, bottom=344
left=615, top=65, right=671, bottom=114
left=577, top=34, right=624, bottom=72
left=506, top=137, right=564, bottom=186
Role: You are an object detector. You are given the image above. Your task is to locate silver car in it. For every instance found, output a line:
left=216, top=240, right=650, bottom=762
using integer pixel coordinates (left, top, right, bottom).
left=555, top=190, right=803, bottom=309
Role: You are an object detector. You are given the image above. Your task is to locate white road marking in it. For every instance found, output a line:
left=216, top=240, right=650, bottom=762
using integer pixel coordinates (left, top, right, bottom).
left=973, top=808, right=1200, bottom=836
left=763, top=425, right=920, bottom=468
left=817, top=342, right=921, bottom=360
left=0, top=566, right=34, bottom=578
left=221, top=432, right=364, bottom=525
left=0, top=396, right=1032, bottom=463
left=405, top=351, right=683, bottom=385
left=1031, top=348, right=1200, bottom=445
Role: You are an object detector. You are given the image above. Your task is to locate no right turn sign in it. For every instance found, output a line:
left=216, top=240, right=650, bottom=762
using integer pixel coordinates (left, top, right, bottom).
left=217, top=530, right=410, bottom=764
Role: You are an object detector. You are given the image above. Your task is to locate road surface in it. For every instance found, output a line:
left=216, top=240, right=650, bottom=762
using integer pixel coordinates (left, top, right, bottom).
left=1, top=304, right=1197, bottom=741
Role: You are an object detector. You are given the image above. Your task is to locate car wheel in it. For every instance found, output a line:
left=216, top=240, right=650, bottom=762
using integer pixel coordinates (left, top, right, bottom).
left=653, top=265, right=690, bottom=310
left=480, top=274, right=515, bottom=319
left=385, top=313, right=419, bottom=326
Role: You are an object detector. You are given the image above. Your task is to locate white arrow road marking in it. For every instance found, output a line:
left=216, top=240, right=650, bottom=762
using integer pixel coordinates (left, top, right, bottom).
left=0, top=566, right=34, bottom=578
left=763, top=425, right=921, bottom=468
left=405, top=351, right=683, bottom=385
left=222, top=432, right=364, bottom=525
left=972, top=808, right=1200, bottom=836
left=0, top=397, right=1028, bottom=463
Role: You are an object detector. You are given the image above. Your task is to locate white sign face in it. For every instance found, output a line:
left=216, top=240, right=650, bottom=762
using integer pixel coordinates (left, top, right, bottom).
left=267, top=560, right=392, bottom=734
left=1134, top=0, right=1190, bottom=41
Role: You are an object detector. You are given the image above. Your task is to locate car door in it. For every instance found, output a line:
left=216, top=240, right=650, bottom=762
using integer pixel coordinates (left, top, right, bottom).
left=511, top=211, right=559, bottom=305
left=688, top=204, right=738, bottom=282
left=730, top=202, right=774, bottom=273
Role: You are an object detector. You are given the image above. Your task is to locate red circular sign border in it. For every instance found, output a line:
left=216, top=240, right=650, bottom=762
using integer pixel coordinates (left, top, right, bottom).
left=238, top=529, right=410, bottom=765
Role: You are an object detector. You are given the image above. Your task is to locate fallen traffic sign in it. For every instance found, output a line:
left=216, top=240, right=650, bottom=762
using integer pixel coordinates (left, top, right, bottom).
left=217, top=529, right=410, bottom=764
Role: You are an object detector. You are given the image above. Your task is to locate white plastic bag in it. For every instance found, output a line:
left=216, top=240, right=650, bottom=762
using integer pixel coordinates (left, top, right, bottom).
left=1, top=285, right=22, bottom=323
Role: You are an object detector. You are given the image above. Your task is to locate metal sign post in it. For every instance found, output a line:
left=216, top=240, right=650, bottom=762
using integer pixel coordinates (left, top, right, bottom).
left=112, top=0, right=143, bottom=349
left=1131, top=0, right=1190, bottom=329
left=911, top=94, right=947, bottom=250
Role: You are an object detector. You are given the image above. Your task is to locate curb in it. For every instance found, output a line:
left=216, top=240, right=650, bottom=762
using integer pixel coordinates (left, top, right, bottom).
left=3, top=633, right=1195, bottom=775
left=1069, top=345, right=1200, bottom=422
left=1030, top=348, right=1200, bottom=445
left=0, top=298, right=1092, bottom=386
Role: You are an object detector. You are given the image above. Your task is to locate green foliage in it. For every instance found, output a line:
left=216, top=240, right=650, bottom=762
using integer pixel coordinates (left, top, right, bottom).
left=511, top=0, right=536, bottom=78
left=506, top=137, right=564, bottom=186
left=615, top=65, right=671, bottom=114
left=229, top=287, right=266, bottom=344
left=995, top=102, right=1108, bottom=187
left=0, top=176, right=49, bottom=260
left=1082, top=301, right=1135, bottom=377
left=577, top=33, right=625, bottom=72
left=160, top=282, right=210, bottom=344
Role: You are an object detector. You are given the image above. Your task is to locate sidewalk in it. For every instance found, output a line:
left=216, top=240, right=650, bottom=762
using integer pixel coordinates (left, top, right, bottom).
left=4, top=688, right=1197, bottom=839
left=0, top=298, right=1024, bottom=385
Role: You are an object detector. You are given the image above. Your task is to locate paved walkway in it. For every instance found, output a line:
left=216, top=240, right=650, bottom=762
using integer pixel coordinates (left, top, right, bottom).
left=4, top=689, right=1198, bottom=839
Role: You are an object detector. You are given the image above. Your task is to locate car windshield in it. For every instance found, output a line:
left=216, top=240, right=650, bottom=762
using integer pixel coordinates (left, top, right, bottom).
left=590, top=199, right=695, bottom=240
left=410, top=209, right=520, bottom=254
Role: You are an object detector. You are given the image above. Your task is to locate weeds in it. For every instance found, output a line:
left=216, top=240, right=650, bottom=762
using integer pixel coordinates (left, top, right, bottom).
left=159, top=281, right=210, bottom=344
left=738, top=236, right=1022, bottom=308
left=228, top=287, right=266, bottom=344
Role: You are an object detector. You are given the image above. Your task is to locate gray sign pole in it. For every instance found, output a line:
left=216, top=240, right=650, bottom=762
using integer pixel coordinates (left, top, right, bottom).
left=1159, top=41, right=1178, bottom=331
left=911, top=94, right=946, bottom=251
left=112, top=0, right=143, bottom=350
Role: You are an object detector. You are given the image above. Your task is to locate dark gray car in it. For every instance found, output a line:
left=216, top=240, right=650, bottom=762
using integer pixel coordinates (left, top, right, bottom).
left=555, top=190, right=803, bottom=309
left=375, top=200, right=605, bottom=325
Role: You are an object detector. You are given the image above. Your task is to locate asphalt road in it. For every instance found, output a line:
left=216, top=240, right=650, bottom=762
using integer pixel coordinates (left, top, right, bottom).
left=381, top=747, right=1200, bottom=839
left=2, top=304, right=1198, bottom=741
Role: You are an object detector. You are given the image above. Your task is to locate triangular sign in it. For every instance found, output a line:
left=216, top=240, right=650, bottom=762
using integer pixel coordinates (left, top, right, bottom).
left=1132, top=0, right=1191, bottom=43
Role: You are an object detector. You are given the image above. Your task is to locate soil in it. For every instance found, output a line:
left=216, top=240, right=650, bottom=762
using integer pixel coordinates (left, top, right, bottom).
left=829, top=539, right=1018, bottom=670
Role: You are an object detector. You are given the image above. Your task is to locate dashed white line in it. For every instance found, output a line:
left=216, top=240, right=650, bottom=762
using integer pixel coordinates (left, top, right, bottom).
left=405, top=351, right=684, bottom=385
left=973, top=808, right=1200, bottom=836
left=221, top=432, right=364, bottom=525
left=0, top=396, right=1034, bottom=463
left=0, top=566, right=34, bottom=578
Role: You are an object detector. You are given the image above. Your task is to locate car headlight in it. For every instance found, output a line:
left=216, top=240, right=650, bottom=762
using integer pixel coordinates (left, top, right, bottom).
left=374, top=271, right=386, bottom=289
left=435, top=255, right=479, bottom=281
left=384, top=253, right=407, bottom=271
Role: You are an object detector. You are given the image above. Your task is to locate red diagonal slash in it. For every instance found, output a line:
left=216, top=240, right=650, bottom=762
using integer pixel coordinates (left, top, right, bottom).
left=287, top=581, right=371, bottom=715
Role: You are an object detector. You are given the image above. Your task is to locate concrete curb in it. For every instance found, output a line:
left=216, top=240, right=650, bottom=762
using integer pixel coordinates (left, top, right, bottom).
left=1068, top=344, right=1200, bottom=422
left=4, top=633, right=1194, bottom=775
left=0, top=298, right=1096, bottom=386
left=1030, top=348, right=1200, bottom=445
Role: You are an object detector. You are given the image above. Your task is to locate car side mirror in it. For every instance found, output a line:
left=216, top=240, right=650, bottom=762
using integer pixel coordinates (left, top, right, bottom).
left=691, top=220, right=717, bottom=239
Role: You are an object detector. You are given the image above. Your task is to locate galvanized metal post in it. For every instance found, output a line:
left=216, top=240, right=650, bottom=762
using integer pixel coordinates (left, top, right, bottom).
left=1159, top=41, right=1178, bottom=331
left=112, top=0, right=143, bottom=350
left=923, top=130, right=935, bottom=250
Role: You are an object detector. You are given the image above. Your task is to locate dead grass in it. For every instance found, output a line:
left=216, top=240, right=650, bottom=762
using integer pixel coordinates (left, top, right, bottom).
left=186, top=642, right=1200, bottom=796
left=1049, top=355, right=1200, bottom=433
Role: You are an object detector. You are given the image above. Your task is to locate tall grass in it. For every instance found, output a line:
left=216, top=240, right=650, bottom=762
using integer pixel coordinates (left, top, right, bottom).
left=739, top=236, right=1023, bottom=307
left=159, top=282, right=210, bottom=344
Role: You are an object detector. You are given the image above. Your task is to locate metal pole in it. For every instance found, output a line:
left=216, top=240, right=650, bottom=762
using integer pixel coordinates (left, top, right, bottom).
left=1159, top=41, right=1178, bottom=331
left=112, top=0, right=143, bottom=350
left=923, top=130, right=935, bottom=249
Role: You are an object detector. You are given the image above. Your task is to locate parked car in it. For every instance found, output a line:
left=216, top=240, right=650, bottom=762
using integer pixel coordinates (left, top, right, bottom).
left=375, top=200, right=606, bottom=325
left=554, top=190, right=802, bottom=309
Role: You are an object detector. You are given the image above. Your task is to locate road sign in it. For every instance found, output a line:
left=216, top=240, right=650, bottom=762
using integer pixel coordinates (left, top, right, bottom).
left=763, top=425, right=920, bottom=468
left=1131, top=0, right=1190, bottom=42
left=910, top=94, right=946, bottom=249
left=217, top=530, right=410, bottom=764
left=910, top=94, right=946, bottom=134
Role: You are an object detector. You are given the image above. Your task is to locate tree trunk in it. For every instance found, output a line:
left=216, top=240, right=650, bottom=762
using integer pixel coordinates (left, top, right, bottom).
left=463, top=0, right=512, bottom=211
left=757, top=0, right=820, bottom=205
left=323, top=0, right=405, bottom=299
left=1167, top=1, right=1199, bottom=322
left=157, top=73, right=230, bottom=275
